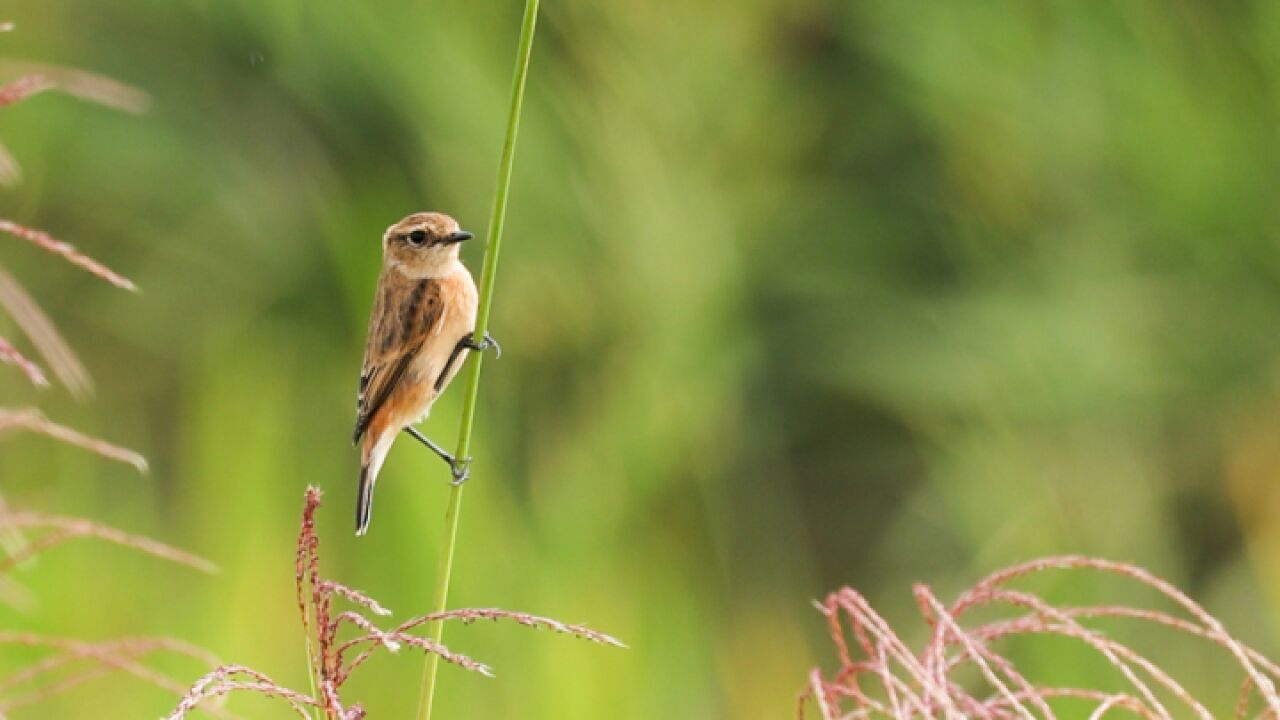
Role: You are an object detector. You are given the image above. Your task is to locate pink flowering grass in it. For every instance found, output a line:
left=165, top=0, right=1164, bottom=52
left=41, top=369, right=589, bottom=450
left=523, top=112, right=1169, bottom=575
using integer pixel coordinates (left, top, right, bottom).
left=0, top=218, right=137, bottom=293
left=168, top=487, right=623, bottom=720
left=802, top=556, right=1280, bottom=719
left=0, top=24, right=225, bottom=715
left=0, top=509, right=216, bottom=576
left=0, top=60, right=150, bottom=115
left=0, top=408, right=147, bottom=473
left=0, top=446, right=220, bottom=713
left=1, top=22, right=143, bottom=460
left=0, top=75, right=51, bottom=109
left=0, top=336, right=45, bottom=387
left=0, top=634, right=226, bottom=717
left=0, top=499, right=219, bottom=712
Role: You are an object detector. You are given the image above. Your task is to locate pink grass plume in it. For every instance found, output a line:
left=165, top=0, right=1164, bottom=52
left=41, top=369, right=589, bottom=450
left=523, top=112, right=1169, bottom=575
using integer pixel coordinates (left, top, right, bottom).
left=802, top=555, right=1280, bottom=719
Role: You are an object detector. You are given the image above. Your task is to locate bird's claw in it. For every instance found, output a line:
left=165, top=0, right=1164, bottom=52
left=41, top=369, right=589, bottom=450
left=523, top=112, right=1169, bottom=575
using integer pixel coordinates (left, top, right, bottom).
left=464, top=331, right=501, bottom=359
left=449, top=456, right=472, bottom=486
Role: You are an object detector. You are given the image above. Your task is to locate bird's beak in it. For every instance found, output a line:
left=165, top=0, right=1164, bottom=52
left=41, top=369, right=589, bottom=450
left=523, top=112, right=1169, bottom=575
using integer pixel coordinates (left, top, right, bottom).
left=445, top=230, right=474, bottom=244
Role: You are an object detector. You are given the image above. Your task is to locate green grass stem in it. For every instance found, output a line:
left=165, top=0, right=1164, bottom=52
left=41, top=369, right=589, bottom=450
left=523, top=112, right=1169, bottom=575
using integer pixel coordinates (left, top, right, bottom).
left=416, top=1, right=540, bottom=718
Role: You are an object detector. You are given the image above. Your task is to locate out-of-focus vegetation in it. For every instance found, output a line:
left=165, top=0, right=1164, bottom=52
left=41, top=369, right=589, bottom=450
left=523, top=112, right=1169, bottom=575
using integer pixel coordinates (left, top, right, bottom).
left=1, top=1, right=1279, bottom=717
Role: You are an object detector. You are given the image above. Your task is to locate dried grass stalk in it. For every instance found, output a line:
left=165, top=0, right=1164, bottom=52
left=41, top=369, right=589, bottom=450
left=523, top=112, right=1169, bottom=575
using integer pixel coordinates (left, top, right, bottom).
left=0, top=634, right=227, bottom=717
left=0, top=141, right=22, bottom=187
left=0, top=219, right=137, bottom=293
left=0, top=407, right=146, bottom=472
left=0, top=267, right=92, bottom=398
left=0, top=25, right=221, bottom=718
left=0, top=60, right=149, bottom=114
left=0, top=510, right=217, bottom=575
left=0, top=336, right=46, bottom=387
left=0, top=75, right=51, bottom=109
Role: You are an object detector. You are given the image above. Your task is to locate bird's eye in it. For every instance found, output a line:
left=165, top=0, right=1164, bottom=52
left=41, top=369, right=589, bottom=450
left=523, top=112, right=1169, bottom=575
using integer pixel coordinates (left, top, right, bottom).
left=407, top=230, right=428, bottom=246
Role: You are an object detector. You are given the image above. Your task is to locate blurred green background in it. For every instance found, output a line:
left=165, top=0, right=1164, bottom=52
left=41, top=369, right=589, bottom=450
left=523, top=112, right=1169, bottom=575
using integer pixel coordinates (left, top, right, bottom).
left=2, top=0, right=1280, bottom=716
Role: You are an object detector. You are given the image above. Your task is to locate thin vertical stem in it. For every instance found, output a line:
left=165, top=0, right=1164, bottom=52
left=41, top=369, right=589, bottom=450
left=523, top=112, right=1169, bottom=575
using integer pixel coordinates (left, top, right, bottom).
left=416, top=1, right=540, bottom=718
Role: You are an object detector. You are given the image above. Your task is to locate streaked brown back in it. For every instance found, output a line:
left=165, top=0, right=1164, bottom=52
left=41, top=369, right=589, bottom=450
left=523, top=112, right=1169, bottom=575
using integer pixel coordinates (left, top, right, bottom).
left=352, top=272, right=445, bottom=443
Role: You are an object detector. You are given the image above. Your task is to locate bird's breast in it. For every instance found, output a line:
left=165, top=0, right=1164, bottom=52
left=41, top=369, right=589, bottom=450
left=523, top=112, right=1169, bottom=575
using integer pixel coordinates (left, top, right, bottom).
left=400, top=270, right=479, bottom=424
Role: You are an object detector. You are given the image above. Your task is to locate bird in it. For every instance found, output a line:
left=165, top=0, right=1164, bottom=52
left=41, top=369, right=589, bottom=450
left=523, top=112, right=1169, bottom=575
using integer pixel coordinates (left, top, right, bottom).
left=352, top=211, right=498, bottom=535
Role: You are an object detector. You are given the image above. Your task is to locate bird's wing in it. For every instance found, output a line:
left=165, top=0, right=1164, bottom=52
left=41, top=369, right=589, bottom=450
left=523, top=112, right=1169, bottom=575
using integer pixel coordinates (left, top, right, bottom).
left=353, top=277, right=445, bottom=443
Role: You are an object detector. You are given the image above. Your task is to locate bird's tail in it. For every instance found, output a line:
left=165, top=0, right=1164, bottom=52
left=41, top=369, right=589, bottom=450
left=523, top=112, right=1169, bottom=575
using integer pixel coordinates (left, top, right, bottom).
left=356, top=435, right=391, bottom=536
left=356, top=464, right=375, bottom=536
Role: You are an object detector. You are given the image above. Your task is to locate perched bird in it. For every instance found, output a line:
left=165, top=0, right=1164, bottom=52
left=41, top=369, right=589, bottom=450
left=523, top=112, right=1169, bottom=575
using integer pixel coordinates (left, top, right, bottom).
left=352, top=212, right=498, bottom=535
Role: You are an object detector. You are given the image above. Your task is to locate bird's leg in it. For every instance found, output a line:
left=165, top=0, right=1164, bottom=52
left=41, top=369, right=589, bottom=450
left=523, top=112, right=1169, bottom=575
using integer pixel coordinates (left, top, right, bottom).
left=403, top=425, right=453, bottom=463
left=434, top=331, right=502, bottom=392
left=403, top=426, right=471, bottom=485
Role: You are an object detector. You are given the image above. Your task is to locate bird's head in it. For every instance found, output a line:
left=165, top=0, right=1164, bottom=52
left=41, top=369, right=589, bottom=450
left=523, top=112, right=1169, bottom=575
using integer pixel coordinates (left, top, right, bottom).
left=382, top=212, right=473, bottom=277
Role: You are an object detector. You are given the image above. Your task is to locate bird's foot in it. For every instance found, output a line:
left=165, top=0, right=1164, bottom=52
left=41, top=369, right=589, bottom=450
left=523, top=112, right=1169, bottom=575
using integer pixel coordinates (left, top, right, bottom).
left=462, top=331, right=501, bottom=359
left=449, top=456, right=472, bottom=486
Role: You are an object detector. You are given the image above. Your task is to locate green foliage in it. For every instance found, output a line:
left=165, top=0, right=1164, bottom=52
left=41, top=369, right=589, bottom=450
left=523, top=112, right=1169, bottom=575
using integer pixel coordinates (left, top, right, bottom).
left=2, top=0, right=1279, bottom=716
